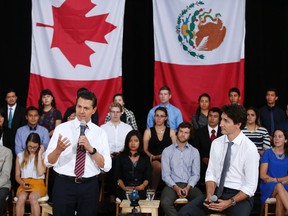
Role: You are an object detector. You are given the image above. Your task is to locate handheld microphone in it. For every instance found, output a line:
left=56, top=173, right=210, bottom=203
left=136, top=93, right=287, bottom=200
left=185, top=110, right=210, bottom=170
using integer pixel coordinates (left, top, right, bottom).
left=210, top=195, right=218, bottom=203
left=79, top=120, right=87, bottom=152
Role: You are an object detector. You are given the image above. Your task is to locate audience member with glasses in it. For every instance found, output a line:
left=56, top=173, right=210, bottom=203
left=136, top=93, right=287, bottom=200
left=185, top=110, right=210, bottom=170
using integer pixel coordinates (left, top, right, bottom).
left=143, top=107, right=176, bottom=191
left=101, top=102, right=132, bottom=203
left=15, top=132, right=46, bottom=216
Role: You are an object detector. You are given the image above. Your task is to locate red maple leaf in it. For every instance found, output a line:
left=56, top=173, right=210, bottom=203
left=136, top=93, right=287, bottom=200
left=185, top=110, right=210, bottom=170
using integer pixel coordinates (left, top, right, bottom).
left=36, top=0, right=117, bottom=67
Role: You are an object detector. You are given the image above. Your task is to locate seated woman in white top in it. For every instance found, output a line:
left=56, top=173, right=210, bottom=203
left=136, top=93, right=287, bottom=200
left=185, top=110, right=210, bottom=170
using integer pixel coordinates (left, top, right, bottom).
left=15, top=132, right=46, bottom=216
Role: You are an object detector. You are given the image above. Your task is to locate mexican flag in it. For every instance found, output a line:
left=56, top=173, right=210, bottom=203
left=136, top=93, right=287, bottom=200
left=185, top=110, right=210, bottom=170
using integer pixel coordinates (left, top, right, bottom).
left=153, top=0, right=245, bottom=122
left=27, top=0, right=125, bottom=124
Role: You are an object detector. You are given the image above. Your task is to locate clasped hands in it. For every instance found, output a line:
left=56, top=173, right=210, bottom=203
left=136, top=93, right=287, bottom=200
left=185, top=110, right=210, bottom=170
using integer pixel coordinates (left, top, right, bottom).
left=203, top=195, right=230, bottom=212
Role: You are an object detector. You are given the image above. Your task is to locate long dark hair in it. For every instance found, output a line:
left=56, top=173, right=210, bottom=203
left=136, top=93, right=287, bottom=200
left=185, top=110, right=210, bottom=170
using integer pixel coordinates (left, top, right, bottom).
left=122, top=130, right=144, bottom=156
left=195, top=93, right=210, bottom=126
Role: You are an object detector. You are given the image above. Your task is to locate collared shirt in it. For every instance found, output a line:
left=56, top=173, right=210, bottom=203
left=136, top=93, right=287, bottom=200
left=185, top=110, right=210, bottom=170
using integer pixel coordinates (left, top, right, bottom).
left=161, top=142, right=200, bottom=188
left=147, top=103, right=183, bottom=131
left=7, top=104, right=16, bottom=119
left=205, top=131, right=259, bottom=197
left=259, top=105, right=286, bottom=136
left=242, top=126, right=271, bottom=150
left=44, top=119, right=111, bottom=177
left=100, top=121, right=132, bottom=153
left=15, top=124, right=50, bottom=155
left=0, top=146, right=13, bottom=189
left=208, top=125, right=219, bottom=138
left=104, top=108, right=138, bottom=130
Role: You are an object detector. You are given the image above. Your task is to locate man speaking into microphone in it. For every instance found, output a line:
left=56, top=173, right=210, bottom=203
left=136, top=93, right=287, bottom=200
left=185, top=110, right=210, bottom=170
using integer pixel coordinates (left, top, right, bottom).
left=44, top=90, right=111, bottom=216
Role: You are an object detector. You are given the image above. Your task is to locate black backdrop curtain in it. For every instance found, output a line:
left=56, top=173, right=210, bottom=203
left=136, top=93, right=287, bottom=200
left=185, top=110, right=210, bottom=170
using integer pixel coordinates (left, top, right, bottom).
left=1, top=0, right=287, bottom=134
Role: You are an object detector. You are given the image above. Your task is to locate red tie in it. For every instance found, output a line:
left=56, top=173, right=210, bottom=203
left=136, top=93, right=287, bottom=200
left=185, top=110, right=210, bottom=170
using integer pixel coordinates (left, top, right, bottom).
left=210, top=129, right=216, bottom=142
left=74, top=146, right=86, bottom=177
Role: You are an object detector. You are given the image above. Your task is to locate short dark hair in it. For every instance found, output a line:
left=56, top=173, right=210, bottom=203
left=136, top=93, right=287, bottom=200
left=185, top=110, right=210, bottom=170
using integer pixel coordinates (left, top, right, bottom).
left=76, top=90, right=97, bottom=108
left=266, top=87, right=278, bottom=96
left=208, top=107, right=222, bottom=121
left=221, top=104, right=246, bottom=129
left=113, top=93, right=124, bottom=102
left=177, top=121, right=193, bottom=132
left=25, top=106, right=39, bottom=116
left=77, top=87, right=89, bottom=95
left=228, top=87, right=240, bottom=96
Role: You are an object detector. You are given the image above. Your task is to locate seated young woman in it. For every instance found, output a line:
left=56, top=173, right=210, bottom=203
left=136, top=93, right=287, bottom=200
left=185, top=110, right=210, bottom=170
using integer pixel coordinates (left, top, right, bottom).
left=15, top=132, right=47, bottom=216
left=115, top=130, right=152, bottom=200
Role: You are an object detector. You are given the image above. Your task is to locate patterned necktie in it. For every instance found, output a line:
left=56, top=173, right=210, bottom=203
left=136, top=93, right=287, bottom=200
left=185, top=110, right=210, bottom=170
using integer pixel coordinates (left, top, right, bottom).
left=8, top=108, right=13, bottom=129
left=210, top=129, right=216, bottom=142
left=74, top=124, right=87, bottom=177
left=217, top=141, right=234, bottom=197
left=74, top=145, right=86, bottom=177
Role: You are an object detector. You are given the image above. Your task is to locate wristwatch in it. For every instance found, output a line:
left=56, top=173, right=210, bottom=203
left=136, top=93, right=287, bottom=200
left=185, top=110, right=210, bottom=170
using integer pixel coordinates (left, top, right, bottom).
left=89, top=148, right=97, bottom=155
left=230, top=198, right=236, bottom=206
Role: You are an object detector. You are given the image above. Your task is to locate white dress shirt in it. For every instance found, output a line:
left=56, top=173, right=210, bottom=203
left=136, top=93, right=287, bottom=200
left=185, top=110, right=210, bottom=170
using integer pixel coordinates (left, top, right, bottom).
left=205, top=131, right=259, bottom=197
left=44, top=119, right=112, bottom=177
left=18, top=152, right=45, bottom=179
left=100, top=121, right=132, bottom=153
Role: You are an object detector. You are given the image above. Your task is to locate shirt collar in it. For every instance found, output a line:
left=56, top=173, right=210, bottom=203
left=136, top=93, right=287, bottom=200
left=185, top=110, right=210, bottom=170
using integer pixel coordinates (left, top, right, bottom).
left=73, top=118, right=91, bottom=129
left=208, top=125, right=218, bottom=133
left=8, top=104, right=16, bottom=110
left=224, top=131, right=244, bottom=146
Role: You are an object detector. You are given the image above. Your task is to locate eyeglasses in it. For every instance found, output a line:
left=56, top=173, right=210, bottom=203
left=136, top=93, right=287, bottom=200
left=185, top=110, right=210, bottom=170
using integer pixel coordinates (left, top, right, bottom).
left=273, top=135, right=284, bottom=139
left=28, top=146, right=39, bottom=150
left=67, top=115, right=76, bottom=120
left=110, top=111, right=121, bottom=114
left=154, top=114, right=166, bottom=118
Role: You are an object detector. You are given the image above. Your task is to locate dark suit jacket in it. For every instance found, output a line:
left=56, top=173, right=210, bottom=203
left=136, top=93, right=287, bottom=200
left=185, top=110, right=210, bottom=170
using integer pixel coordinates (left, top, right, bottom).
left=193, top=125, right=222, bottom=184
left=194, top=125, right=222, bottom=159
left=1, top=104, right=27, bottom=140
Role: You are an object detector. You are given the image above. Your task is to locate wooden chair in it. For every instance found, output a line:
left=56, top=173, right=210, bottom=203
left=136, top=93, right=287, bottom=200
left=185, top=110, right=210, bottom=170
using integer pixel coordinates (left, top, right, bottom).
left=174, top=197, right=188, bottom=210
left=263, top=197, right=276, bottom=216
left=115, top=197, right=121, bottom=216
left=12, top=168, right=50, bottom=216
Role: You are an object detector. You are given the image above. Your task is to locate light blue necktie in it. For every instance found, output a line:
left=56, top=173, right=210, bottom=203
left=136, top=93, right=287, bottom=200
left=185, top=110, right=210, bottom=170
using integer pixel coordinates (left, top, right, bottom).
left=8, top=107, right=13, bottom=129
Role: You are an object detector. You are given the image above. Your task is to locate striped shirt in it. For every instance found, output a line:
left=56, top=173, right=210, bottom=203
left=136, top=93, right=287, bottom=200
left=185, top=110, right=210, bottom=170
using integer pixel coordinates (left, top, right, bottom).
left=242, top=126, right=271, bottom=150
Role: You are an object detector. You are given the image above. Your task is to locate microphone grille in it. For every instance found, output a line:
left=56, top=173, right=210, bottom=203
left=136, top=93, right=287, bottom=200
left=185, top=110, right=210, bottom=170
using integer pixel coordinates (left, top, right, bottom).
left=210, top=195, right=218, bottom=202
left=80, top=120, right=86, bottom=127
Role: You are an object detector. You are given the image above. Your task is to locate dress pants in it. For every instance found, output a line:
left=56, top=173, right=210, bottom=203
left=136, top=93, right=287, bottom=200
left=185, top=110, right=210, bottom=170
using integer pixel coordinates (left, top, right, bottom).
left=160, top=182, right=203, bottom=216
left=178, top=187, right=254, bottom=216
left=0, top=187, right=9, bottom=215
left=52, top=174, right=99, bottom=216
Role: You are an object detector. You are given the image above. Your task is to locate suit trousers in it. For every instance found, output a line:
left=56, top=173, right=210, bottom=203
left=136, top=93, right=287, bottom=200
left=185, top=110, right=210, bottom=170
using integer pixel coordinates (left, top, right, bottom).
left=178, top=187, right=254, bottom=216
left=160, top=182, right=203, bottom=216
left=52, top=174, right=99, bottom=216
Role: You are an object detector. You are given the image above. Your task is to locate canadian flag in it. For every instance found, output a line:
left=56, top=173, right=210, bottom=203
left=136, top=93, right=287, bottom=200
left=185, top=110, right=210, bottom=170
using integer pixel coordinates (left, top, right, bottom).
left=26, top=0, right=126, bottom=124
left=153, top=0, right=245, bottom=122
